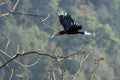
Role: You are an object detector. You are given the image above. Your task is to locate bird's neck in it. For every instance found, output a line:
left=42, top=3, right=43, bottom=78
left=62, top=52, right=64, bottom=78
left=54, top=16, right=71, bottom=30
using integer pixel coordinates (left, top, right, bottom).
left=58, top=30, right=67, bottom=35
left=78, top=31, right=84, bottom=34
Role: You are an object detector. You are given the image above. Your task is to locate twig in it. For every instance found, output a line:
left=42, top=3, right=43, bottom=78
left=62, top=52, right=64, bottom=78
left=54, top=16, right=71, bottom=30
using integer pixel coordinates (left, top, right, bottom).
left=0, top=40, right=93, bottom=71
left=5, top=35, right=10, bottom=52
left=47, top=72, right=51, bottom=80
left=83, top=49, right=94, bottom=61
left=53, top=41, right=66, bottom=80
left=53, top=70, right=56, bottom=80
left=59, top=66, right=65, bottom=80
left=72, top=53, right=84, bottom=80
left=9, top=12, right=41, bottom=17
left=42, top=12, right=51, bottom=21
left=63, top=40, right=91, bottom=59
left=53, top=41, right=61, bottom=54
left=47, top=67, right=59, bottom=80
left=53, top=41, right=62, bottom=59
left=0, top=35, right=12, bottom=70
left=8, top=68, right=14, bottom=80
left=0, top=49, right=41, bottom=68
left=0, top=51, right=41, bottom=69
left=11, top=0, right=19, bottom=12
left=0, top=47, right=66, bottom=69
left=16, top=44, right=20, bottom=53
left=16, top=73, right=30, bottom=79
left=0, top=12, right=9, bottom=17
left=0, top=53, right=20, bottom=69
left=88, top=63, right=100, bottom=80
left=72, top=49, right=93, bottom=80
left=0, top=53, right=9, bottom=67
left=0, top=0, right=10, bottom=6
left=0, top=0, right=20, bottom=17
left=88, top=57, right=104, bottom=80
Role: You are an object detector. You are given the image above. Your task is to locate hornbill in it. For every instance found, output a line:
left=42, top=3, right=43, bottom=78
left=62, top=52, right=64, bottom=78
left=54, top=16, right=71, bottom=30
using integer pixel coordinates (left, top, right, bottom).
left=51, top=10, right=94, bottom=37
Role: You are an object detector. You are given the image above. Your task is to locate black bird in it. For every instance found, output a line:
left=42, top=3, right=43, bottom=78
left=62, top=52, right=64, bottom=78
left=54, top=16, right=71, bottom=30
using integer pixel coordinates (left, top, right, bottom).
left=51, top=10, right=93, bottom=37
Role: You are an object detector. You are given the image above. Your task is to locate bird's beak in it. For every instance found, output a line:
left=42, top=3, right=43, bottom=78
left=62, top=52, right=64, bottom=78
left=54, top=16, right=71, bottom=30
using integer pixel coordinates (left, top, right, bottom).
left=84, top=31, right=98, bottom=37
left=84, top=31, right=93, bottom=36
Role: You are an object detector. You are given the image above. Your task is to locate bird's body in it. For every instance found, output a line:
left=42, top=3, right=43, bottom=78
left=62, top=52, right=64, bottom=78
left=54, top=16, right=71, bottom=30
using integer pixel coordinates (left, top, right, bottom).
left=51, top=10, right=93, bottom=37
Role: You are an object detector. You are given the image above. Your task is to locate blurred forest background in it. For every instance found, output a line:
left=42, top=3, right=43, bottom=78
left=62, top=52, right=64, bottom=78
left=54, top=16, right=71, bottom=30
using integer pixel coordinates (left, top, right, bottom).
left=0, top=0, right=120, bottom=80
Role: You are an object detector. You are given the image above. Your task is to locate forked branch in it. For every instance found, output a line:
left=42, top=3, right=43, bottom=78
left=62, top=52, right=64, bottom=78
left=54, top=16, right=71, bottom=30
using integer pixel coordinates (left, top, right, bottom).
left=9, top=11, right=58, bottom=31
left=0, top=0, right=20, bottom=17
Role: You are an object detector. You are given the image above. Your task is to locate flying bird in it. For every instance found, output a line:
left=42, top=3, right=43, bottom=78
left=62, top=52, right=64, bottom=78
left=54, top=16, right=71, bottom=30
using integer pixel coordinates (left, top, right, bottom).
left=51, top=10, right=93, bottom=37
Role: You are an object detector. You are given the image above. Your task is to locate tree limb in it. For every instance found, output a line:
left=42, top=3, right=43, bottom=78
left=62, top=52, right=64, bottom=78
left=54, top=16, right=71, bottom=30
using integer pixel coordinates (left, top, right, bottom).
left=0, top=0, right=20, bottom=17
left=9, top=11, right=58, bottom=31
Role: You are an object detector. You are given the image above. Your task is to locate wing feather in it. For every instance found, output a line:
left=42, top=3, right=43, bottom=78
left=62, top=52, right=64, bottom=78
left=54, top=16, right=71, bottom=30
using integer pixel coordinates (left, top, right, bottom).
left=58, top=10, right=74, bottom=31
left=58, top=10, right=82, bottom=32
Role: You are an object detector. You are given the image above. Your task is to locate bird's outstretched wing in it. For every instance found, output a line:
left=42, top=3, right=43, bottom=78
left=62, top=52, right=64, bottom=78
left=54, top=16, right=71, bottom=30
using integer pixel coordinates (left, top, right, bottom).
left=58, top=10, right=82, bottom=32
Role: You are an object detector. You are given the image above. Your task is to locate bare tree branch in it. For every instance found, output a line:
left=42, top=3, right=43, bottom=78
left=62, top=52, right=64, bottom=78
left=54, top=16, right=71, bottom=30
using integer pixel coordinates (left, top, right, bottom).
left=0, top=35, right=13, bottom=70
left=42, top=12, right=51, bottom=22
left=0, top=0, right=20, bottom=17
left=53, top=41, right=62, bottom=62
left=16, top=44, right=20, bottom=54
left=0, top=0, right=10, bottom=6
left=53, top=70, right=56, bottom=80
left=5, top=35, right=10, bottom=52
left=0, top=51, right=41, bottom=69
left=47, top=71, right=51, bottom=80
left=0, top=39, right=93, bottom=69
left=8, top=68, right=14, bottom=80
left=72, top=49, right=93, bottom=80
left=0, top=49, right=41, bottom=68
left=9, top=11, right=58, bottom=31
left=72, top=53, right=84, bottom=80
left=88, top=57, right=104, bottom=80
left=63, top=40, right=91, bottom=59
left=11, top=0, right=19, bottom=12
left=0, top=34, right=98, bottom=80
left=16, top=73, right=30, bottom=79
left=53, top=41, right=61, bottom=55
left=83, top=49, right=94, bottom=61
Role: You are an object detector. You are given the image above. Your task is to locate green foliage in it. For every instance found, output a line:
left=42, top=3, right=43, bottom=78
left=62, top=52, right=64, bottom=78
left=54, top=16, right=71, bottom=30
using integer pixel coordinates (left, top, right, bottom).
left=0, top=0, right=120, bottom=80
